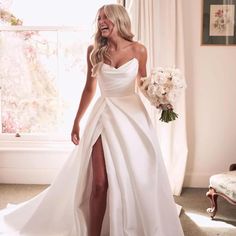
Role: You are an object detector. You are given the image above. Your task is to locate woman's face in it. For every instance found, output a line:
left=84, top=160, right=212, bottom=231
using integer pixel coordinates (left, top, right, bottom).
left=97, top=8, right=116, bottom=38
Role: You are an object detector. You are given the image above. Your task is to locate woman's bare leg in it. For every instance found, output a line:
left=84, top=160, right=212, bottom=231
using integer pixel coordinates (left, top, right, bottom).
left=90, top=136, right=108, bottom=236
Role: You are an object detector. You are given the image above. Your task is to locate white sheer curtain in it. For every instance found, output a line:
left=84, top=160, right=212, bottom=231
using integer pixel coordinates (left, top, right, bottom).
left=126, top=0, right=188, bottom=196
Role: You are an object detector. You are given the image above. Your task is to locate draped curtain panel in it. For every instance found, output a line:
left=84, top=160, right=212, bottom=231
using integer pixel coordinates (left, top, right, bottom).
left=125, top=0, right=188, bottom=196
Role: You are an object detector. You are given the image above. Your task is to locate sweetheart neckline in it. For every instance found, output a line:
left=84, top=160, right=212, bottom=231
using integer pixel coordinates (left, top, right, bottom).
left=103, top=58, right=138, bottom=70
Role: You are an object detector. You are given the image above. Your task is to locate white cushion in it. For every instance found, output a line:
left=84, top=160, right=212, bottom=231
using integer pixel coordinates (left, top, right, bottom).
left=210, top=171, right=236, bottom=201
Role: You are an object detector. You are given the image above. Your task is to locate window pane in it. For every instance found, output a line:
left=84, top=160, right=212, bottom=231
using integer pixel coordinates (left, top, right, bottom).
left=8, top=0, right=116, bottom=26
left=0, top=28, right=90, bottom=134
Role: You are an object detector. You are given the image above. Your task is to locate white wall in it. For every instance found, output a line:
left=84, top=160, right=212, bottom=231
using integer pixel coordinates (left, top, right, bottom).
left=182, top=0, right=236, bottom=187
left=0, top=139, right=73, bottom=184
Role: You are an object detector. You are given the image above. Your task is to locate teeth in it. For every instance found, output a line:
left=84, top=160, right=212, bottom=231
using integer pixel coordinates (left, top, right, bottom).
left=100, top=26, right=108, bottom=30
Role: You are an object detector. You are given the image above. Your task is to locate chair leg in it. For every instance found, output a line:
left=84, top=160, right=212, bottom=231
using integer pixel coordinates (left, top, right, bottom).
left=229, top=163, right=236, bottom=171
left=206, top=187, right=218, bottom=218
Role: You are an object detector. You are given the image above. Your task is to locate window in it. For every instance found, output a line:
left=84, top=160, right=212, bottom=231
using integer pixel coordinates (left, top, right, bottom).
left=0, top=0, right=116, bottom=140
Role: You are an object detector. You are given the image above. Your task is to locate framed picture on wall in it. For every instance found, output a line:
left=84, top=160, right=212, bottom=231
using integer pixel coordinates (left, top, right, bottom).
left=202, top=0, right=236, bottom=45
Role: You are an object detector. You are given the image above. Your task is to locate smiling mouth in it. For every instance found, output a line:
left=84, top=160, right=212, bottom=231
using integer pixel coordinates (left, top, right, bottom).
left=100, top=26, right=109, bottom=32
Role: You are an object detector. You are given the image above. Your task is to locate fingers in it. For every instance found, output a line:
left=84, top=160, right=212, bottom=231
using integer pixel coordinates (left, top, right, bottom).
left=71, top=133, right=80, bottom=145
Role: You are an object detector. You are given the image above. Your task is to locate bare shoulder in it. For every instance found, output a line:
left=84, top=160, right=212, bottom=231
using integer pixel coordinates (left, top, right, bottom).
left=132, top=41, right=147, bottom=59
left=131, top=42, right=147, bottom=78
left=86, top=45, right=94, bottom=74
left=87, top=44, right=94, bottom=65
left=87, top=44, right=94, bottom=54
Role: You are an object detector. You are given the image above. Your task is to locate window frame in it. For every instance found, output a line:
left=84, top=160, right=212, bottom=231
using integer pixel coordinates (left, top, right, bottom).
left=0, top=25, right=89, bottom=143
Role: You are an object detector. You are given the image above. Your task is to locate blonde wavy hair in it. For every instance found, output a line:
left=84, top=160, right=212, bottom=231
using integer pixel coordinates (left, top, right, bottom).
left=90, top=4, right=134, bottom=75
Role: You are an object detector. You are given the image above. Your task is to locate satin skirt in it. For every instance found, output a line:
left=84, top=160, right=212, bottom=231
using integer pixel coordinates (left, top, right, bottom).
left=0, top=94, right=184, bottom=236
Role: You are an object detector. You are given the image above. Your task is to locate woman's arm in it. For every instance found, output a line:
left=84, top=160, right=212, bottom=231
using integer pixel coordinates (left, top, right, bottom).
left=134, top=43, right=147, bottom=85
left=71, top=45, right=97, bottom=145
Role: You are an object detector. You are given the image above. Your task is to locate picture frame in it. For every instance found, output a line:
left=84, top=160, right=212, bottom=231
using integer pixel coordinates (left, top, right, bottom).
left=202, top=0, right=236, bottom=45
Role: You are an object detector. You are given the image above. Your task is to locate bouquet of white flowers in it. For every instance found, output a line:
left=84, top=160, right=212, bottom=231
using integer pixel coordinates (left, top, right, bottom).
left=140, top=67, right=186, bottom=123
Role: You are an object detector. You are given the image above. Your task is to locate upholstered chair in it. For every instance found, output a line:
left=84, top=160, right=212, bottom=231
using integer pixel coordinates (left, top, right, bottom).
left=206, top=164, right=236, bottom=218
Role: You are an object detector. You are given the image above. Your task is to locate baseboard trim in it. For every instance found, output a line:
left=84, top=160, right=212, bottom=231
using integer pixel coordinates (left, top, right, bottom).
left=184, top=172, right=211, bottom=188
left=0, top=168, right=59, bottom=184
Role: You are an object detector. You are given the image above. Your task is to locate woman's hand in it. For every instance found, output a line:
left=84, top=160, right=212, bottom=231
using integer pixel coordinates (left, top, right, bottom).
left=71, top=121, right=80, bottom=145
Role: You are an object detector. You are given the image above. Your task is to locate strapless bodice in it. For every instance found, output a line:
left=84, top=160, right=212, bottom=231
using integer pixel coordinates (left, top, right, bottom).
left=97, top=58, right=138, bottom=97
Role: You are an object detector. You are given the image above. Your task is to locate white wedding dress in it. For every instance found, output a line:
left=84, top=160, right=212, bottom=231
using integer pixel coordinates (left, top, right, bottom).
left=0, top=58, right=184, bottom=236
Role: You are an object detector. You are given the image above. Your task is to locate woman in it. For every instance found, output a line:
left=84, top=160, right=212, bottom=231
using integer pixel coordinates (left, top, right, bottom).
left=0, top=4, right=184, bottom=236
